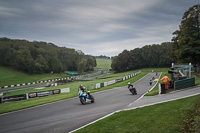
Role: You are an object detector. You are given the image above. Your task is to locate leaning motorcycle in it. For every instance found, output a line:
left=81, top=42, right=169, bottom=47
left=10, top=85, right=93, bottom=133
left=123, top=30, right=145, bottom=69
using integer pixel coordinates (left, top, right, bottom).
left=128, top=83, right=137, bottom=95
left=78, top=90, right=95, bottom=105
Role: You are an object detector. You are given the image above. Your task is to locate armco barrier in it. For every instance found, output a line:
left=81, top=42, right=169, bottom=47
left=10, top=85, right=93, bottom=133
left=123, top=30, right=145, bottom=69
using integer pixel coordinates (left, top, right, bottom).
left=96, top=83, right=101, bottom=89
left=61, top=88, right=70, bottom=93
left=95, top=71, right=141, bottom=89
left=0, top=77, right=69, bottom=89
left=115, top=78, right=123, bottom=83
left=100, top=83, right=104, bottom=88
left=104, top=82, right=108, bottom=87
left=0, top=88, right=70, bottom=104
left=0, top=94, right=27, bottom=103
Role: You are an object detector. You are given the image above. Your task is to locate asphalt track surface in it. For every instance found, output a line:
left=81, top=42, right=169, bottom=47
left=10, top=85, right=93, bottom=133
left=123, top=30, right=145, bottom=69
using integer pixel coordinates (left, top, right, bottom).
left=0, top=72, right=160, bottom=133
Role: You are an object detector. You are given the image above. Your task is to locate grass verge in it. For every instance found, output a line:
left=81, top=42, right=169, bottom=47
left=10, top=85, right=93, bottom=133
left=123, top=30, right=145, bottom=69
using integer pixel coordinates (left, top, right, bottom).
left=181, top=95, right=200, bottom=132
left=193, top=72, right=200, bottom=85
left=75, top=94, right=200, bottom=133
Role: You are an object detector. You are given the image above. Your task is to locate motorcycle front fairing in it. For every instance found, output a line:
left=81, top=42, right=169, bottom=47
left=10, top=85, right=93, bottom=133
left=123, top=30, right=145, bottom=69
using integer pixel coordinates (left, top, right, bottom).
left=79, top=90, right=89, bottom=99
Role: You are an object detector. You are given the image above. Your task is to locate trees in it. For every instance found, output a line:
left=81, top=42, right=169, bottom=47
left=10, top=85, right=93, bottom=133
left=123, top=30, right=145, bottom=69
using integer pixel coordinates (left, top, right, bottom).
left=111, top=43, right=173, bottom=72
left=129, top=48, right=143, bottom=70
left=0, top=38, right=96, bottom=74
left=111, top=50, right=130, bottom=72
left=172, top=4, right=200, bottom=71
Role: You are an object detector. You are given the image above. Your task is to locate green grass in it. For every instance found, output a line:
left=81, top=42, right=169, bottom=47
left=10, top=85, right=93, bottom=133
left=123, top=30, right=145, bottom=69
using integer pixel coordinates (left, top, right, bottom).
left=3, top=70, right=143, bottom=96
left=0, top=70, right=146, bottom=114
left=1, top=66, right=199, bottom=114
left=193, top=72, right=200, bottom=85
left=0, top=66, right=69, bottom=87
left=96, top=59, right=111, bottom=69
left=76, top=94, right=200, bottom=133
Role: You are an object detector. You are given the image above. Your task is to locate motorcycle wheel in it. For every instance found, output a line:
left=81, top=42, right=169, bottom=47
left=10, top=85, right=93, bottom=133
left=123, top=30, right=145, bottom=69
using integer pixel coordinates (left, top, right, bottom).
left=130, top=90, right=135, bottom=95
left=134, top=88, right=137, bottom=95
left=80, top=97, right=86, bottom=105
left=90, top=95, right=95, bottom=103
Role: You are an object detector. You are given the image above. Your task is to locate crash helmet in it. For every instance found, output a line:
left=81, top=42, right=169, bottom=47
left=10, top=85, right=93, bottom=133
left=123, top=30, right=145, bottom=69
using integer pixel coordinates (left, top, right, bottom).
left=128, top=82, right=130, bottom=85
left=79, top=84, right=83, bottom=89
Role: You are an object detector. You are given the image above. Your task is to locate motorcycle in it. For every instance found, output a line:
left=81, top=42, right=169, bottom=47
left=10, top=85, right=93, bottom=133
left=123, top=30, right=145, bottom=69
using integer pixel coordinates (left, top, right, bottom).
left=128, top=83, right=137, bottom=95
left=78, top=90, right=95, bottom=105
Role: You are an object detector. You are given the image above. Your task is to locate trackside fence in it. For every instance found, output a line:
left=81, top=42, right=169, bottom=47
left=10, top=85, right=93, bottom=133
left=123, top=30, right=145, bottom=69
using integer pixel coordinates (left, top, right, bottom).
left=95, top=71, right=141, bottom=89
left=0, top=77, right=71, bottom=89
left=0, top=71, right=141, bottom=103
left=0, top=88, right=70, bottom=104
left=174, top=77, right=195, bottom=90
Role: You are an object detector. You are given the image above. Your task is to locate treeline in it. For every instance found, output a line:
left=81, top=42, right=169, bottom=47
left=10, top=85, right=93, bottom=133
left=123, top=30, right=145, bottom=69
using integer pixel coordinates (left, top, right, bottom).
left=0, top=38, right=96, bottom=74
left=95, top=55, right=110, bottom=59
left=172, top=4, right=200, bottom=71
left=111, top=42, right=174, bottom=72
left=112, top=4, right=200, bottom=73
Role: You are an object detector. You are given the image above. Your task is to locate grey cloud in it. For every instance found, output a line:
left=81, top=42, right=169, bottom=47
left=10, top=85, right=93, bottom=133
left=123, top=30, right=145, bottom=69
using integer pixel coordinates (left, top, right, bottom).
left=0, top=0, right=199, bottom=56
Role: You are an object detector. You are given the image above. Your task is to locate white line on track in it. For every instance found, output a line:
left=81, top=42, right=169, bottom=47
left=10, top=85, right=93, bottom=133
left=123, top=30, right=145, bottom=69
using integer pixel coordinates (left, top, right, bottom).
left=69, top=87, right=200, bottom=133
left=69, top=73, right=159, bottom=133
left=123, top=92, right=200, bottom=111
left=128, top=72, right=162, bottom=106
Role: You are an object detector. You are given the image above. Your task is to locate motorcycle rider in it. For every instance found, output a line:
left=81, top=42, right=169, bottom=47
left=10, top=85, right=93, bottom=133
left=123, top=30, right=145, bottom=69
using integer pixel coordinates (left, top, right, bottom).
left=149, top=79, right=152, bottom=85
left=79, top=84, right=85, bottom=92
left=128, top=82, right=137, bottom=95
left=128, top=82, right=133, bottom=88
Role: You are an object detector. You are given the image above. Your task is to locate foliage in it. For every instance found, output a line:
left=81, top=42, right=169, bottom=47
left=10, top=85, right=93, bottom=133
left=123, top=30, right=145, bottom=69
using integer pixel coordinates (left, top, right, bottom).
left=111, top=50, right=130, bottom=72
left=172, top=4, right=200, bottom=71
left=94, top=55, right=110, bottom=59
left=0, top=38, right=96, bottom=74
left=111, top=42, right=174, bottom=72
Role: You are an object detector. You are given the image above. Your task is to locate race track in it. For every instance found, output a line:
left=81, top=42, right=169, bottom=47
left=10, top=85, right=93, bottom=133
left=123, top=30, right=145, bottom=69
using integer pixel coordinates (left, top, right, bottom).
left=0, top=72, right=160, bottom=133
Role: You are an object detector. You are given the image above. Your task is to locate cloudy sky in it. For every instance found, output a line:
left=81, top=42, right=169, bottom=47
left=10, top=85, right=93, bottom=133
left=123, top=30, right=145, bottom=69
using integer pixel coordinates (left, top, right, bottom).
left=0, top=0, right=199, bottom=57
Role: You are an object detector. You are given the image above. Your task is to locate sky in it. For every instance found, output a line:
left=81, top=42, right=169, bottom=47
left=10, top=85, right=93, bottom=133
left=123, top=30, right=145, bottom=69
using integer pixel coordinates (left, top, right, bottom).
left=0, top=0, right=199, bottom=57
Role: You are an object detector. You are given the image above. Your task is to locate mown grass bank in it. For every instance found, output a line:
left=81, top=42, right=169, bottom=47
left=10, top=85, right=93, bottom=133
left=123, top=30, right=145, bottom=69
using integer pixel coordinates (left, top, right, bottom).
left=95, top=59, right=111, bottom=69
left=0, top=66, right=68, bottom=87
left=0, top=66, right=97, bottom=87
left=0, top=58, right=111, bottom=87
left=76, top=94, right=200, bottom=133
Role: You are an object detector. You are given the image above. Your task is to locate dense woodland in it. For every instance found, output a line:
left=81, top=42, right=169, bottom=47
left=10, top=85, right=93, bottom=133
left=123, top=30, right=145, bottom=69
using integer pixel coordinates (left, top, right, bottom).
left=95, top=55, right=111, bottom=59
left=111, top=42, right=174, bottom=72
left=172, top=4, right=200, bottom=71
left=0, top=38, right=96, bottom=74
left=112, top=4, right=200, bottom=72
